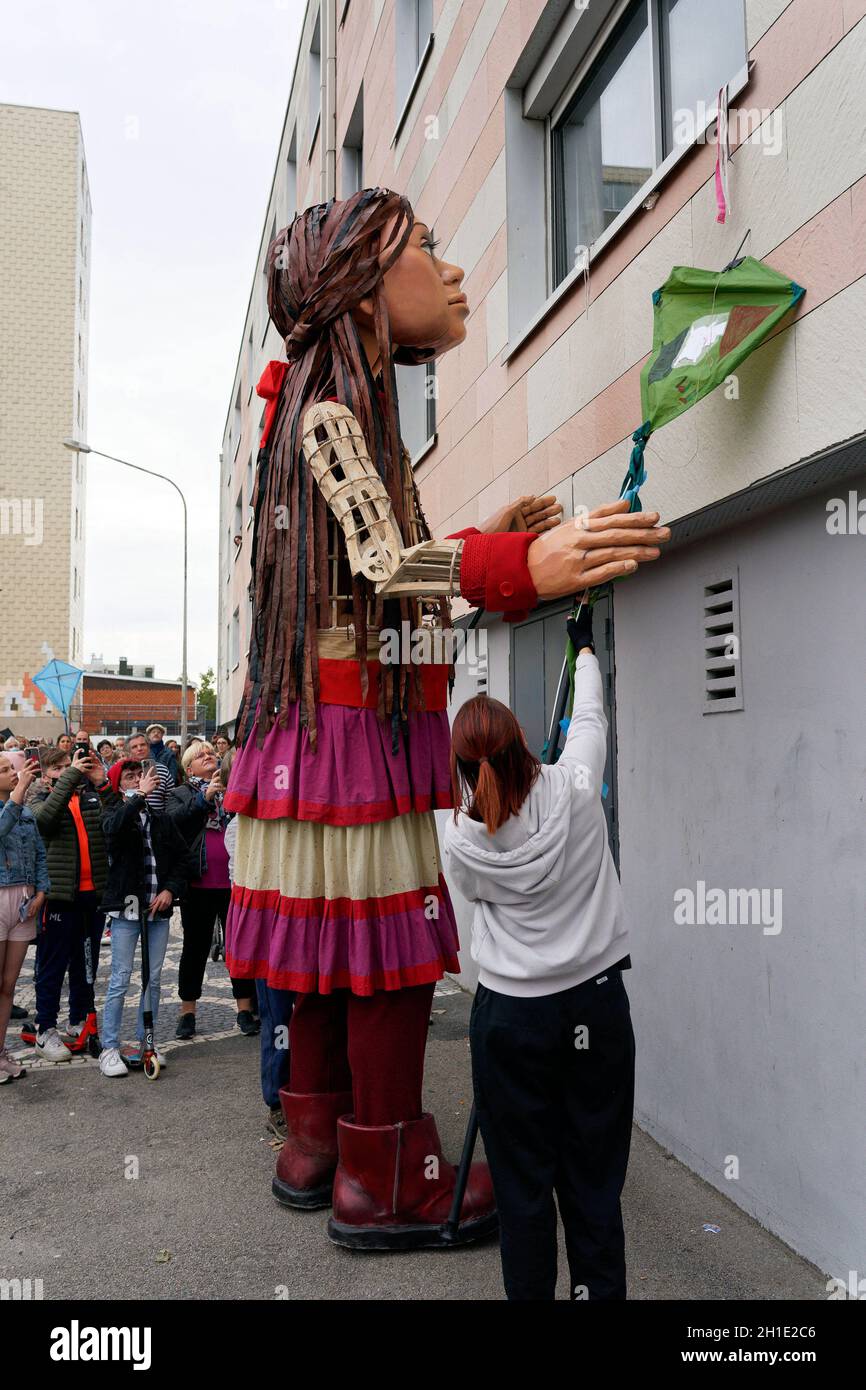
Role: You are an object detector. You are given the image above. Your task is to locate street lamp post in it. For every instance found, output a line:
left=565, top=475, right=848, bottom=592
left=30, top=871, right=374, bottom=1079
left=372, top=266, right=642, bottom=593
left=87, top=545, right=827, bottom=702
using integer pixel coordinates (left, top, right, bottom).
left=63, top=440, right=189, bottom=749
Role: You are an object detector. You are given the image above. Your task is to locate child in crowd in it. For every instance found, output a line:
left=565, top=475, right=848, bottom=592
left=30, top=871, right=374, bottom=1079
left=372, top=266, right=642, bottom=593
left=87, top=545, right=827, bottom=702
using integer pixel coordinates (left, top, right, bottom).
left=32, top=746, right=117, bottom=1062
left=98, top=759, right=191, bottom=1077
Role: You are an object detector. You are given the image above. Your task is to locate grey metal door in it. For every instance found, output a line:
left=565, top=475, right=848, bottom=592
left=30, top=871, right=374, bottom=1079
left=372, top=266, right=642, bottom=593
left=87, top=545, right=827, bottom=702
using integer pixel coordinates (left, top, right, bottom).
left=510, top=589, right=619, bottom=868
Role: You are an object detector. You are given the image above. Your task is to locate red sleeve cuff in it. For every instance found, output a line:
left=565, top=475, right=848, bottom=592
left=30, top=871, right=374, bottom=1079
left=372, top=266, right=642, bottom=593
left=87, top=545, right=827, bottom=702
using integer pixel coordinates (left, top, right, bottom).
left=445, top=526, right=482, bottom=541
left=459, top=532, right=537, bottom=617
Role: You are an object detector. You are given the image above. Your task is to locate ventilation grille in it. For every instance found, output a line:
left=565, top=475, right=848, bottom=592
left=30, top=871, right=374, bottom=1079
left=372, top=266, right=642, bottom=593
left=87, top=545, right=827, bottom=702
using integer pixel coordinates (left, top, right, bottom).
left=702, top=570, right=743, bottom=713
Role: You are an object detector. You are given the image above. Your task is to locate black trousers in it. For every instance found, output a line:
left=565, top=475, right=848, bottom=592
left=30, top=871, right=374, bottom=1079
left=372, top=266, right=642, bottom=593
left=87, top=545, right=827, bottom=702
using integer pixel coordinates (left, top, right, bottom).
left=470, top=966, right=635, bottom=1301
left=177, top=888, right=254, bottom=1003
left=35, top=891, right=104, bottom=1031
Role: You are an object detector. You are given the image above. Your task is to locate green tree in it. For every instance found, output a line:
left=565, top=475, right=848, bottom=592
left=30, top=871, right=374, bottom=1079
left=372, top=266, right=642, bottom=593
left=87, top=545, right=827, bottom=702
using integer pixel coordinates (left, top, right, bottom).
left=198, top=667, right=217, bottom=721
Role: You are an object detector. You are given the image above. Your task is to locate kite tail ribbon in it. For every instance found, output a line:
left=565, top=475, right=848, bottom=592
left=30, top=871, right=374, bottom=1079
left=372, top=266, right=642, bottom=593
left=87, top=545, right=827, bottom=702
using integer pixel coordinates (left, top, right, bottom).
left=545, top=419, right=653, bottom=760
left=618, top=420, right=651, bottom=512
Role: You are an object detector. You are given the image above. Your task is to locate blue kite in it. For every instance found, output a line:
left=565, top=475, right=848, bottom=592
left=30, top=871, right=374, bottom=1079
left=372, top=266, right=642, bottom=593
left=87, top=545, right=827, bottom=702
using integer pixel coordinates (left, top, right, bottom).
left=32, top=659, right=84, bottom=731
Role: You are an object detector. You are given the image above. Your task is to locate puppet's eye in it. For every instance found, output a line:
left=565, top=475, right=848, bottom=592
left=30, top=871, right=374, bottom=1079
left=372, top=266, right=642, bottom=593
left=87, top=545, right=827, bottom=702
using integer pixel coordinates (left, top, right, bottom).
left=424, top=236, right=441, bottom=258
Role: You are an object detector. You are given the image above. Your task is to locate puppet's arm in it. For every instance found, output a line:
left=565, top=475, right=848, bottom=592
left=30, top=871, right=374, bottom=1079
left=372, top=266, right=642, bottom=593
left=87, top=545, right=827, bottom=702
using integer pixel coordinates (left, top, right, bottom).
left=302, top=401, right=536, bottom=616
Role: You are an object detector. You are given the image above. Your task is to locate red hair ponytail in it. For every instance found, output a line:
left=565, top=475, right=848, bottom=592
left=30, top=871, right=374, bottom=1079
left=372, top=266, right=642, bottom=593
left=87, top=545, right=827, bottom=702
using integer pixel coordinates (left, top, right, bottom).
left=450, top=696, right=540, bottom=835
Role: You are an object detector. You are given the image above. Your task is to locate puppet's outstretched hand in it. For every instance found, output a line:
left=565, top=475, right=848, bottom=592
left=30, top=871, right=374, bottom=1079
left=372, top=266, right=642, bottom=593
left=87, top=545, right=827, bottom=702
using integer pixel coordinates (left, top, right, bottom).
left=477, top=494, right=563, bottom=535
left=527, top=500, right=670, bottom=600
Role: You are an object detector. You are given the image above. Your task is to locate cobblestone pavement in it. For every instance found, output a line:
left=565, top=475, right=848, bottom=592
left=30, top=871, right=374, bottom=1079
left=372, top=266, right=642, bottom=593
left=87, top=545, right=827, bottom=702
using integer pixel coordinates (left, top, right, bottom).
left=9, top=913, right=463, bottom=1071
left=11, top=910, right=246, bottom=1069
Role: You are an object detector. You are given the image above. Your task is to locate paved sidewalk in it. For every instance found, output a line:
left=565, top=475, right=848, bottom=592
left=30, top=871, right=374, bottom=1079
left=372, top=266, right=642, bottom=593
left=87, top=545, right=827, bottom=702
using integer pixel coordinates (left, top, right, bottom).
left=0, top=973, right=826, bottom=1301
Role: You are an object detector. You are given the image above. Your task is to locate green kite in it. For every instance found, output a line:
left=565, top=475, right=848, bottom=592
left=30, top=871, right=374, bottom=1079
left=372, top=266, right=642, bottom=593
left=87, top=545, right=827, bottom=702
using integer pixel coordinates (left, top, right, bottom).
left=549, top=254, right=805, bottom=754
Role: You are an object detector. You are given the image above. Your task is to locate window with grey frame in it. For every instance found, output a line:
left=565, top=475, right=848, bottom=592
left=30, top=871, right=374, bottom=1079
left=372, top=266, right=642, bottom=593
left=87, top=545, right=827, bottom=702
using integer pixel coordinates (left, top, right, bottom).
left=395, top=0, right=433, bottom=127
left=395, top=359, right=436, bottom=463
left=286, top=127, right=298, bottom=218
left=308, top=10, right=321, bottom=156
left=551, top=0, right=746, bottom=289
left=342, top=85, right=364, bottom=197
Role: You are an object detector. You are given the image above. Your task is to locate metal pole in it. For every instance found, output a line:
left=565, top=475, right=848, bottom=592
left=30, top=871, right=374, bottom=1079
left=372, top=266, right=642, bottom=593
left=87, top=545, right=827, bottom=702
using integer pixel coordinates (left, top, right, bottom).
left=180, top=489, right=189, bottom=748
left=63, top=443, right=189, bottom=745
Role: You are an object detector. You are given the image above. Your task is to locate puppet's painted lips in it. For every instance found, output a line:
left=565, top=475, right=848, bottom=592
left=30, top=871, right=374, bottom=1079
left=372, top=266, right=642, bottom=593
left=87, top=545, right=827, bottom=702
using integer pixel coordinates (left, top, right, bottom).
left=449, top=294, right=469, bottom=308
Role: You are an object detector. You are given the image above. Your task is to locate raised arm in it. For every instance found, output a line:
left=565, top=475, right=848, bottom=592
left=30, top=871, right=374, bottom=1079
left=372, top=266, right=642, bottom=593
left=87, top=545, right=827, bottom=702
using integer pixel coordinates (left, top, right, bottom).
left=302, top=402, right=670, bottom=616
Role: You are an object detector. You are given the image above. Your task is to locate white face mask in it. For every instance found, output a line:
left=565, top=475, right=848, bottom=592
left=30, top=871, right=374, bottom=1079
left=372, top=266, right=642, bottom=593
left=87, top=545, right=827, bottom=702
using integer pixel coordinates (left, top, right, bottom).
left=123, top=787, right=141, bottom=799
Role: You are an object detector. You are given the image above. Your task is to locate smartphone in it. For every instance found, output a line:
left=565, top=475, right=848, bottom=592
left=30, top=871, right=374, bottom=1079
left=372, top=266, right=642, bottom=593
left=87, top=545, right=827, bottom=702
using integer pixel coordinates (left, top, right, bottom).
left=26, top=746, right=43, bottom=771
left=74, top=742, right=90, bottom=758
left=139, top=757, right=156, bottom=775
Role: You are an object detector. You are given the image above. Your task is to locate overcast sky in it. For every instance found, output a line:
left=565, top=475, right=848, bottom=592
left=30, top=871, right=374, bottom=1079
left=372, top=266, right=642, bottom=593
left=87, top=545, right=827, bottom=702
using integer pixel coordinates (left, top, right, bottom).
left=3, top=0, right=305, bottom=685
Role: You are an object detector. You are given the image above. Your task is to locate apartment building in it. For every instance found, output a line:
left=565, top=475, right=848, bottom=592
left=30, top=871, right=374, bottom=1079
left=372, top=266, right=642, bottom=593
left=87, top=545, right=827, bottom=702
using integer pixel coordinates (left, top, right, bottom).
left=218, top=0, right=866, bottom=1277
left=0, top=104, right=91, bottom=736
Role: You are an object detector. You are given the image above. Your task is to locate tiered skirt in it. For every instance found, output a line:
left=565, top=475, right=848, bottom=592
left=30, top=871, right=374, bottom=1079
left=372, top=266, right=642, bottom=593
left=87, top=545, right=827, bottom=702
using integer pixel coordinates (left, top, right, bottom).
left=224, top=691, right=461, bottom=995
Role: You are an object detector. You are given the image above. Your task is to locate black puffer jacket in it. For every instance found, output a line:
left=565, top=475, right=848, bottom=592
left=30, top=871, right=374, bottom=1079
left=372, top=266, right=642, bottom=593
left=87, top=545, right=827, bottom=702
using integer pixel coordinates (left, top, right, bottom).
left=32, top=767, right=119, bottom=901
left=167, top=782, right=229, bottom=881
left=100, top=794, right=193, bottom=915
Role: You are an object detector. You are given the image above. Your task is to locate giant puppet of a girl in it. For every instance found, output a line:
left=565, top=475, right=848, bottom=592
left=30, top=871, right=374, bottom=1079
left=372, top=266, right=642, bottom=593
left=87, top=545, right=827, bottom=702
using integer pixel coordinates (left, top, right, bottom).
left=224, top=187, right=666, bottom=1252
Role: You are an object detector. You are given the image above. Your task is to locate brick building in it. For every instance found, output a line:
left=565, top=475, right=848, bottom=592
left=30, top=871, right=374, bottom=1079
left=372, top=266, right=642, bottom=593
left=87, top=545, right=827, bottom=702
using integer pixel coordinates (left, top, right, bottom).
left=75, top=672, right=198, bottom=737
left=0, top=103, right=91, bottom=737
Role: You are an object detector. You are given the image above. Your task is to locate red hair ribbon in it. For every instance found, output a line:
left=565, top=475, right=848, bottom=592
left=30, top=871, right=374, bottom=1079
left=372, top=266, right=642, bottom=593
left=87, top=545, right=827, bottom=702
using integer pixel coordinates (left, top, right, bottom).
left=256, top=361, right=289, bottom=449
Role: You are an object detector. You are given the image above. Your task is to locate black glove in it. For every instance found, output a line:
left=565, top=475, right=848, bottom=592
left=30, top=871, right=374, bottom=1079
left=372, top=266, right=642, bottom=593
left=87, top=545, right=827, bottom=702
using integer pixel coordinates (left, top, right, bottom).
left=566, top=600, right=595, bottom=654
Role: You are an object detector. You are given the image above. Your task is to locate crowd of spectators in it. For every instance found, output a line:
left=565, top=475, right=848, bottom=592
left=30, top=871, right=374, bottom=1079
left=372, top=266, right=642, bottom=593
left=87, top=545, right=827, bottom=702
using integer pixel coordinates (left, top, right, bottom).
left=0, top=723, right=260, bottom=1086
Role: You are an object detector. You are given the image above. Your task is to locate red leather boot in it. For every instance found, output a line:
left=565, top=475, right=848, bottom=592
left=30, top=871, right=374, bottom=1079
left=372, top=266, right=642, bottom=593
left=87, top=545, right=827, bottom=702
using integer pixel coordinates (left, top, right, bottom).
left=327, top=1112, right=498, bottom=1250
left=272, top=1089, right=353, bottom=1210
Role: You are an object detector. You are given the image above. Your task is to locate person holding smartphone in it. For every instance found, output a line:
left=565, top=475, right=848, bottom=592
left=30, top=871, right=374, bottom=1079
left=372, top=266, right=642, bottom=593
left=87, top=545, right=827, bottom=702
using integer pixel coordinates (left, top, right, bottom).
left=123, top=733, right=172, bottom=811
left=444, top=600, right=635, bottom=1301
left=0, top=754, right=49, bottom=1081
left=31, top=746, right=118, bottom=1062
left=168, top=740, right=259, bottom=1039
left=99, top=759, right=192, bottom=1076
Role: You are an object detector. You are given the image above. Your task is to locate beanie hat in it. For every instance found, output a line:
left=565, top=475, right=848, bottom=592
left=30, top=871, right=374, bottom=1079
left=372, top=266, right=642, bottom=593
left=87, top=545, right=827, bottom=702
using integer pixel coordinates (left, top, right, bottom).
left=107, top=759, right=142, bottom=793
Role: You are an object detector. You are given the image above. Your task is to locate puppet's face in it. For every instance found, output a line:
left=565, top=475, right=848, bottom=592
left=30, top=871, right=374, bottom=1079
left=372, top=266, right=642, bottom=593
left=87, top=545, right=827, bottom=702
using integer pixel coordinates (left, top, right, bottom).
left=357, top=216, right=469, bottom=358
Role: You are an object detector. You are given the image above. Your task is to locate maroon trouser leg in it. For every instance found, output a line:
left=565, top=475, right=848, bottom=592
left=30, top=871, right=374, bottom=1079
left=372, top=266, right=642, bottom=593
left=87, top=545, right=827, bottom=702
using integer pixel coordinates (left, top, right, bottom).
left=289, top=984, right=435, bottom=1125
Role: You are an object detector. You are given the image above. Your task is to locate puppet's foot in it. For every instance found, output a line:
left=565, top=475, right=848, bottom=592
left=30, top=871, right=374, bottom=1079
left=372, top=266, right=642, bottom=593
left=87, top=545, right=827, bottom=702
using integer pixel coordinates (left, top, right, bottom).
left=272, top=1089, right=353, bottom=1210
left=327, top=1113, right=498, bottom=1251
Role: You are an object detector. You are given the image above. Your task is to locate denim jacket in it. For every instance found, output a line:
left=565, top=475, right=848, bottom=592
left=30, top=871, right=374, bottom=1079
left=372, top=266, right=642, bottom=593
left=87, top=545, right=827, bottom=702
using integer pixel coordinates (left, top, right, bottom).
left=0, top=797, right=50, bottom=892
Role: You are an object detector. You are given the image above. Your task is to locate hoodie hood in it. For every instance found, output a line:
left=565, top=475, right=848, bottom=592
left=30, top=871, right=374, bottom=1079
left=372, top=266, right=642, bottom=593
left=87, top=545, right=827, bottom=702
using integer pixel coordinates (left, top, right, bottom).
left=444, top=766, right=573, bottom=905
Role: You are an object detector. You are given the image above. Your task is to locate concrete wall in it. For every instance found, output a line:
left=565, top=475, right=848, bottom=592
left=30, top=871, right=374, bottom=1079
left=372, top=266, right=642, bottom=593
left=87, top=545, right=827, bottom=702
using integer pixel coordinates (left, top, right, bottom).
left=0, top=104, right=90, bottom=722
left=612, top=472, right=866, bottom=1277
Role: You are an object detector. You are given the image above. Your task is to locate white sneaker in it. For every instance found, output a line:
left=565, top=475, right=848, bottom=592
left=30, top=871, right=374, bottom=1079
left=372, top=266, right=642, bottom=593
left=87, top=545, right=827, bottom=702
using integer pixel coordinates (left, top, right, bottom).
left=66, top=1021, right=84, bottom=1038
left=99, top=1047, right=129, bottom=1078
left=35, top=1028, right=71, bottom=1063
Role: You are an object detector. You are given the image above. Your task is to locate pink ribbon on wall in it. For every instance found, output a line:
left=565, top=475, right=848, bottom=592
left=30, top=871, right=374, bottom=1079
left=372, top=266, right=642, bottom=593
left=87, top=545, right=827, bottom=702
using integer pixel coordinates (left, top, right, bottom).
left=714, top=83, right=731, bottom=224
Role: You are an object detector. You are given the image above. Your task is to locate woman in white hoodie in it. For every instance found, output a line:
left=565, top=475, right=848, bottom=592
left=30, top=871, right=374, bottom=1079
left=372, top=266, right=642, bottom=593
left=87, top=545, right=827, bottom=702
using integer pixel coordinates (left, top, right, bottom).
left=443, top=600, right=634, bottom=1301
